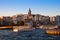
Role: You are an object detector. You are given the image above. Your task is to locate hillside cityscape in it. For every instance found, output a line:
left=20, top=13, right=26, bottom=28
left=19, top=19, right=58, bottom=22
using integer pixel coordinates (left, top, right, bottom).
left=0, top=8, right=60, bottom=28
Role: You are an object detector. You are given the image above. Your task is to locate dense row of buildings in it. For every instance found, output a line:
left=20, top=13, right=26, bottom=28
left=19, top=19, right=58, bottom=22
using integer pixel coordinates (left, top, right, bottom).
left=0, top=8, right=60, bottom=27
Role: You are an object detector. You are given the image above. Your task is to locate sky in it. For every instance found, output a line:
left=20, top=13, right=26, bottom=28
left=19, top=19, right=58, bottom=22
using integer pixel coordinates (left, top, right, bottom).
left=0, top=0, right=60, bottom=16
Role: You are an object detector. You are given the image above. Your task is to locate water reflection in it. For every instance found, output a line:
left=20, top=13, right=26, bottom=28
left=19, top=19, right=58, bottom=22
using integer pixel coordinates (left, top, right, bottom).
left=13, top=28, right=18, bottom=32
left=0, top=29, right=60, bottom=40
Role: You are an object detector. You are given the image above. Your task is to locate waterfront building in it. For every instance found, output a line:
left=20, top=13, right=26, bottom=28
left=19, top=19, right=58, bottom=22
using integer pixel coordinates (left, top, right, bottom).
left=39, top=15, right=42, bottom=21
left=50, top=16, right=56, bottom=25
left=34, top=14, right=39, bottom=21
left=0, top=16, right=12, bottom=22
left=1, top=16, right=6, bottom=21
left=16, top=15, right=24, bottom=21
left=0, top=19, right=3, bottom=26
left=23, top=14, right=28, bottom=20
left=13, top=20, right=18, bottom=25
left=0, top=16, right=4, bottom=19
left=5, top=16, right=12, bottom=22
left=50, top=16, right=55, bottom=22
left=41, top=16, right=50, bottom=25
left=55, top=15, right=60, bottom=22
left=12, top=16, right=18, bottom=24
left=55, top=15, right=60, bottom=25
left=25, top=20, right=33, bottom=27
left=28, top=15, right=34, bottom=20
left=12, top=15, right=17, bottom=20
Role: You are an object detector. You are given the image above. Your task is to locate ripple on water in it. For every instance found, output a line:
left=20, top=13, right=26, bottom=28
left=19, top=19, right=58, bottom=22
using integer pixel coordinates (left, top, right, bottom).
left=0, top=29, right=60, bottom=40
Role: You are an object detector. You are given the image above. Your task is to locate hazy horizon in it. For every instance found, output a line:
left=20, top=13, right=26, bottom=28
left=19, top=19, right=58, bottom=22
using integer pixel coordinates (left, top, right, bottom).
left=0, top=0, right=60, bottom=16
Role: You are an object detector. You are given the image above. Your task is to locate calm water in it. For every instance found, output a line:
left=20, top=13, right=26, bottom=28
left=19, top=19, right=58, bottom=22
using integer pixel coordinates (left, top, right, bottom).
left=0, top=29, right=60, bottom=40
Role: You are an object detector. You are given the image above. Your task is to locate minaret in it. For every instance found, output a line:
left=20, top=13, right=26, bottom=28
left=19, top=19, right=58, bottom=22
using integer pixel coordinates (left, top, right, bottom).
left=28, top=8, right=31, bottom=16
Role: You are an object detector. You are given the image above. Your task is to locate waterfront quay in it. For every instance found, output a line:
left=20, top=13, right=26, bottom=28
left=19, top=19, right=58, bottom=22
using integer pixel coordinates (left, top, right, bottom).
left=0, top=26, right=33, bottom=31
left=0, top=25, right=58, bottom=31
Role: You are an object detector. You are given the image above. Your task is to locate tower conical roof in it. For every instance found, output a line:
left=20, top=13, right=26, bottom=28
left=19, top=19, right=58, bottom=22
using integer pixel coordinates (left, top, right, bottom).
left=28, top=8, right=31, bottom=16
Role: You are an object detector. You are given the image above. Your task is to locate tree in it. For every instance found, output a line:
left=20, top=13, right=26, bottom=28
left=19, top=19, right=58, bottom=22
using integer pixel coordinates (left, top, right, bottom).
left=18, top=21, right=24, bottom=26
left=9, top=22, right=14, bottom=26
left=33, top=21, right=36, bottom=28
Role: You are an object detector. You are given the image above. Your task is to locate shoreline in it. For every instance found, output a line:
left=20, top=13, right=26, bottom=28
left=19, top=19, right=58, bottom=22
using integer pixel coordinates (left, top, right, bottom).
left=0, top=25, right=58, bottom=30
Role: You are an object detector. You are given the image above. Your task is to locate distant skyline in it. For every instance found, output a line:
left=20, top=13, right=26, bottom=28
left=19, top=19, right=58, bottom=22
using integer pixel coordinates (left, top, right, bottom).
left=0, top=0, right=60, bottom=16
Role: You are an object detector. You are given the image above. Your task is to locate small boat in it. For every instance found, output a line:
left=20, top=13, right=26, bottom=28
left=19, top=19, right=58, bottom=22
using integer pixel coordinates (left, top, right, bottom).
left=46, top=29, right=60, bottom=35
